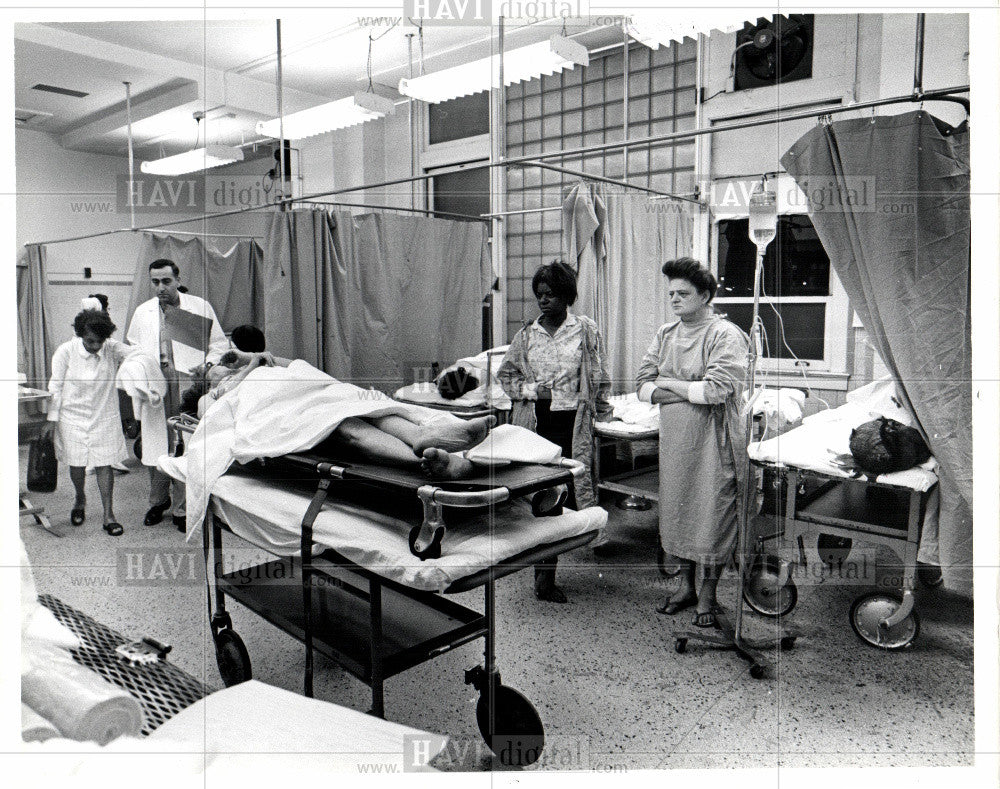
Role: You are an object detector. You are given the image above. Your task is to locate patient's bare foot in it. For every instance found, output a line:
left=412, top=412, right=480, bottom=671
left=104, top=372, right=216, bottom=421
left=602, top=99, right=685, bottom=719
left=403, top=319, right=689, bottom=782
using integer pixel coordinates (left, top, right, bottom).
left=412, top=415, right=496, bottom=456
left=420, top=448, right=475, bottom=479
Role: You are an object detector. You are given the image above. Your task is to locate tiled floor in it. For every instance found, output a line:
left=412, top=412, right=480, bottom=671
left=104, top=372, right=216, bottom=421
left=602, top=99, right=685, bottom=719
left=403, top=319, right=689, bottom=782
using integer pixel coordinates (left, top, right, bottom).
left=18, top=447, right=976, bottom=772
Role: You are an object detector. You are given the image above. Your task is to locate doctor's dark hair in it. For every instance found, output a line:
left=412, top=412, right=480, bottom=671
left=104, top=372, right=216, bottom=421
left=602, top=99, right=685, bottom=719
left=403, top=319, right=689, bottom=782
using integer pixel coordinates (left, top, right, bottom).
left=73, top=308, right=117, bottom=340
left=662, top=257, right=719, bottom=303
left=149, top=258, right=180, bottom=277
left=531, top=260, right=578, bottom=305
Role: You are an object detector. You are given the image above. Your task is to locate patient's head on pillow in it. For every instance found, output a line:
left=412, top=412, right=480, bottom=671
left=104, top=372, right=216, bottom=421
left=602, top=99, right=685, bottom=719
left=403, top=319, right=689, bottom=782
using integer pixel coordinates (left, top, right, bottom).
left=437, top=367, right=480, bottom=400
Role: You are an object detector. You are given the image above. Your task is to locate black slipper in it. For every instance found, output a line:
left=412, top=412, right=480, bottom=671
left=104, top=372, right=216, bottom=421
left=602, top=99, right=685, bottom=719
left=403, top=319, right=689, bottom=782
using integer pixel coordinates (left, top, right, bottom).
left=70, top=506, right=85, bottom=526
left=103, top=522, right=124, bottom=536
left=534, top=582, right=568, bottom=604
left=692, top=611, right=720, bottom=629
left=656, top=593, right=697, bottom=615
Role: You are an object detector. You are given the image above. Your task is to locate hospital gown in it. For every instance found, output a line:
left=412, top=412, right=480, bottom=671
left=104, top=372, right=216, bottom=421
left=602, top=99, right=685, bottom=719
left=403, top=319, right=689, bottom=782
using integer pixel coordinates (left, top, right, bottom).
left=636, top=315, right=749, bottom=565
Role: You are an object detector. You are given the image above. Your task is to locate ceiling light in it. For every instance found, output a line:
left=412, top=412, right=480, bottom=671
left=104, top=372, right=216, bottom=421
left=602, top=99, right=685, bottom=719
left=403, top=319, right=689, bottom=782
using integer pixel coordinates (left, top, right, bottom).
left=626, top=14, right=755, bottom=49
left=140, top=145, right=244, bottom=176
left=398, top=35, right=589, bottom=104
left=256, top=92, right=395, bottom=140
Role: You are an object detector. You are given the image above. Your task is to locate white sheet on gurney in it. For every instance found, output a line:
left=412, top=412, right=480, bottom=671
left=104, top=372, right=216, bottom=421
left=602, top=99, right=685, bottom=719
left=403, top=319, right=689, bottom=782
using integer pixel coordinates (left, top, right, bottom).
left=748, top=378, right=938, bottom=491
left=183, top=359, right=479, bottom=534
left=160, top=456, right=606, bottom=592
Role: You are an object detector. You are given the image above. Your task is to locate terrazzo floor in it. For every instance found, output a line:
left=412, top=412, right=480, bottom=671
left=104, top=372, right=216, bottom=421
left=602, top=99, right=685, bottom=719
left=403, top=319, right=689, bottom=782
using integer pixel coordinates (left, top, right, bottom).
left=15, top=446, right=976, bottom=773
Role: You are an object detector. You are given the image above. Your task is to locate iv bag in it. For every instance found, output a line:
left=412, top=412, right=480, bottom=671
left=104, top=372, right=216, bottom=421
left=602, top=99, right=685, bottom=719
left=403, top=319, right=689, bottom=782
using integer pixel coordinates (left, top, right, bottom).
left=748, top=182, right=778, bottom=250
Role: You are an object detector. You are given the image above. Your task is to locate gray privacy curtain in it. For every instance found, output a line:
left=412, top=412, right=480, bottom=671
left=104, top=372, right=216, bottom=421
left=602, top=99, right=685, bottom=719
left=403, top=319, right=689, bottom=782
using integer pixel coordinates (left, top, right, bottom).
left=264, top=209, right=492, bottom=389
left=781, top=110, right=971, bottom=594
left=17, top=244, right=53, bottom=414
left=123, top=233, right=263, bottom=338
left=563, top=186, right=694, bottom=390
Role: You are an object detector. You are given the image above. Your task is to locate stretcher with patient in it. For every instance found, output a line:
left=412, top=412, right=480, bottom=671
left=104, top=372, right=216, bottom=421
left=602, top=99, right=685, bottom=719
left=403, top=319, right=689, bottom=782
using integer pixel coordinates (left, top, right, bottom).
left=744, top=379, right=940, bottom=649
left=160, top=362, right=607, bottom=762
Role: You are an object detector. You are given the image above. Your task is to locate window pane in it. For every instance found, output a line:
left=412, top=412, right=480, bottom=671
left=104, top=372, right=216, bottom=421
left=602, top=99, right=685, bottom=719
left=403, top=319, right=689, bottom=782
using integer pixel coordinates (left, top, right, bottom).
left=432, top=166, right=490, bottom=218
left=720, top=302, right=826, bottom=361
left=717, top=216, right=831, bottom=298
left=428, top=92, right=490, bottom=144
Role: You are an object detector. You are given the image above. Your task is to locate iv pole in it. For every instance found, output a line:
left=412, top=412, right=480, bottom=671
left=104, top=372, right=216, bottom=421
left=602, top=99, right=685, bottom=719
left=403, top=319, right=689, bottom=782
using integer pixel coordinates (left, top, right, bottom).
left=670, top=178, right=796, bottom=678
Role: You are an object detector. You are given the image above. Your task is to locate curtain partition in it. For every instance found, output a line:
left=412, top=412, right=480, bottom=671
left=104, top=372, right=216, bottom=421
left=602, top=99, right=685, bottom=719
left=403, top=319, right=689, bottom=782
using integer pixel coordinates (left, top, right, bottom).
left=782, top=110, right=972, bottom=594
left=123, top=233, right=263, bottom=339
left=264, top=209, right=492, bottom=390
left=563, top=184, right=695, bottom=391
left=17, top=245, right=53, bottom=416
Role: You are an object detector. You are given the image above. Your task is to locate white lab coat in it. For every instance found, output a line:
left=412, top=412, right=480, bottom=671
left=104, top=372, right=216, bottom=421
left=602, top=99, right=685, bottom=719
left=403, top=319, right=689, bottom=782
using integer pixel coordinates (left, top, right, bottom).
left=126, top=293, right=228, bottom=374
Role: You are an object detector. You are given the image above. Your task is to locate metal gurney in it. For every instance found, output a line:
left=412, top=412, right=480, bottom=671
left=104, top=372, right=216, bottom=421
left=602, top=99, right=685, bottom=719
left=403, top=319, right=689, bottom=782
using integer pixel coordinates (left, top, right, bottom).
left=745, top=399, right=940, bottom=650
left=162, top=416, right=605, bottom=763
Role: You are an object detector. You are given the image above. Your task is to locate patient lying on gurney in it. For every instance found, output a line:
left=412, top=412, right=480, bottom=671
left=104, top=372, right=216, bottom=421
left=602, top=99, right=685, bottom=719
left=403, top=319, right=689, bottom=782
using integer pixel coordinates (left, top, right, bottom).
left=184, top=350, right=494, bottom=480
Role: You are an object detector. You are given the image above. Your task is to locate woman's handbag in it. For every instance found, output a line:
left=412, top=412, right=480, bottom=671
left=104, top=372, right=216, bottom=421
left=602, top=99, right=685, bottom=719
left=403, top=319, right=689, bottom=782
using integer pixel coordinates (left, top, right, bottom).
left=27, top=433, right=58, bottom=493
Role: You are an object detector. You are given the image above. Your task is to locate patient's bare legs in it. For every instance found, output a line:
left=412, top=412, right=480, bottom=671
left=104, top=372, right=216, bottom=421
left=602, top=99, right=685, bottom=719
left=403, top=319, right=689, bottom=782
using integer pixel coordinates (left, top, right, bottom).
left=329, top=414, right=491, bottom=479
left=366, top=413, right=495, bottom=456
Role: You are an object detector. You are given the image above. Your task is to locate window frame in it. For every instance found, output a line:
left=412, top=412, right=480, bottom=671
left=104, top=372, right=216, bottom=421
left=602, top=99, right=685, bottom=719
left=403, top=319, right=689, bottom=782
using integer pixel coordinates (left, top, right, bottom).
left=710, top=211, right=849, bottom=373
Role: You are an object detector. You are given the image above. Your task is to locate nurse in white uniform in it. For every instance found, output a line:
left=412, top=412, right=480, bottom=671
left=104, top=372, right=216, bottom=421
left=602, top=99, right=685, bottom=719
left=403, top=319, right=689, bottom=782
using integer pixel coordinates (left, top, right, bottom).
left=43, top=301, right=133, bottom=535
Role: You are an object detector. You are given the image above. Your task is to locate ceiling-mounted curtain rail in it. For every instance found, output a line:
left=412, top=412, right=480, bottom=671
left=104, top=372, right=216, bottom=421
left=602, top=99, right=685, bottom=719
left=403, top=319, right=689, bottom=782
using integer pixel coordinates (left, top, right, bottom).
left=301, top=200, right=487, bottom=223
left=144, top=229, right=264, bottom=240
left=516, top=160, right=701, bottom=204
left=482, top=205, right=564, bottom=218
left=27, top=85, right=968, bottom=250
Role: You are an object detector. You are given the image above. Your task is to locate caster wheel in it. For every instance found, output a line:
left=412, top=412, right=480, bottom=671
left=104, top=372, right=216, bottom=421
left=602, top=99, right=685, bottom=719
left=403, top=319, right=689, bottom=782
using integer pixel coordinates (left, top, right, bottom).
left=476, top=685, right=544, bottom=767
left=850, top=593, right=920, bottom=649
left=408, top=524, right=444, bottom=560
left=132, top=436, right=143, bottom=461
left=215, top=629, right=252, bottom=686
left=780, top=636, right=797, bottom=651
left=743, top=555, right=797, bottom=617
left=674, top=638, right=687, bottom=654
left=749, top=663, right=767, bottom=679
left=817, top=534, right=853, bottom=568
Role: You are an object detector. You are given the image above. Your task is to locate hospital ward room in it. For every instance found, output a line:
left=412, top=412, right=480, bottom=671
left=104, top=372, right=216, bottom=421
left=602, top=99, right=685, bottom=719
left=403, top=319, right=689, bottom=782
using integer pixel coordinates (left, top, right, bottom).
left=10, top=8, right=997, bottom=784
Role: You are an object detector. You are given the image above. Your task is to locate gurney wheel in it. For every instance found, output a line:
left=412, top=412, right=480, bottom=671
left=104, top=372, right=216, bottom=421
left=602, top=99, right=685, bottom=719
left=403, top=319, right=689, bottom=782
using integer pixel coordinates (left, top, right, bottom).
left=408, top=524, right=444, bottom=560
left=817, top=534, right=853, bottom=567
left=743, top=555, right=797, bottom=618
left=749, top=663, right=767, bottom=680
left=215, top=629, right=252, bottom=686
left=476, top=685, right=545, bottom=767
left=780, top=636, right=797, bottom=651
left=674, top=638, right=687, bottom=654
left=850, top=593, right=920, bottom=650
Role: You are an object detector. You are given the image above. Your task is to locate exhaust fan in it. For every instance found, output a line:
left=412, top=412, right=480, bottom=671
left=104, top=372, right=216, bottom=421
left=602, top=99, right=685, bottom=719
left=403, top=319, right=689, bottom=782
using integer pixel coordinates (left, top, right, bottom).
left=734, top=15, right=814, bottom=91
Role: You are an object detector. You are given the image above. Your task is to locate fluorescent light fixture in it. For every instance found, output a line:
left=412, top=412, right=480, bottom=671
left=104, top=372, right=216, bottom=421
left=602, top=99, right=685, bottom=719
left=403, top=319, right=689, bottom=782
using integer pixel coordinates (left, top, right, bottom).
left=627, top=14, right=754, bottom=49
left=398, top=35, right=589, bottom=104
left=256, top=92, right=395, bottom=140
left=140, top=145, right=244, bottom=176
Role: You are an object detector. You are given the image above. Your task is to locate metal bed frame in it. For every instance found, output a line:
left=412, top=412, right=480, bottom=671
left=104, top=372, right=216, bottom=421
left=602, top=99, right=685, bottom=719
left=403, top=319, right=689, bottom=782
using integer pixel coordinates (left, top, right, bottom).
left=169, top=416, right=597, bottom=763
left=742, top=460, right=937, bottom=650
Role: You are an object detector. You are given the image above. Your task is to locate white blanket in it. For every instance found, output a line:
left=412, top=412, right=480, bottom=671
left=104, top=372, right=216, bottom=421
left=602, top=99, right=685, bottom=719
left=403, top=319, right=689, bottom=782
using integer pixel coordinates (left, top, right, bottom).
left=183, top=360, right=432, bottom=535
left=748, top=381, right=939, bottom=492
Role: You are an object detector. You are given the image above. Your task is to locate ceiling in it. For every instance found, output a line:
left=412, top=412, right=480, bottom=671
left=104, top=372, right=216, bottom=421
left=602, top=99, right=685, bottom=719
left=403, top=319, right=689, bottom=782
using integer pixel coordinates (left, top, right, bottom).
left=14, top=16, right=623, bottom=160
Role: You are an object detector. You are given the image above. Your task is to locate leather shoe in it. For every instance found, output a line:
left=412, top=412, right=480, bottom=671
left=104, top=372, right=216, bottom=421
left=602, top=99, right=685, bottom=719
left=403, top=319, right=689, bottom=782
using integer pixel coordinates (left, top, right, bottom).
left=173, top=515, right=186, bottom=534
left=144, top=498, right=171, bottom=526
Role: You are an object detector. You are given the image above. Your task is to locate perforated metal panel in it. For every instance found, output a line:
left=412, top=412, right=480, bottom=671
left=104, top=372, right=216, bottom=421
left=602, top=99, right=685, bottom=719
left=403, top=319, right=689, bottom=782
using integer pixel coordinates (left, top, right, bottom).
left=38, top=595, right=210, bottom=735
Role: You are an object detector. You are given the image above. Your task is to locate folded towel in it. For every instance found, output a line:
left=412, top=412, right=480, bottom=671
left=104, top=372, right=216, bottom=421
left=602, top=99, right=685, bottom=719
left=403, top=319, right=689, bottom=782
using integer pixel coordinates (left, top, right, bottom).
left=117, top=351, right=168, bottom=465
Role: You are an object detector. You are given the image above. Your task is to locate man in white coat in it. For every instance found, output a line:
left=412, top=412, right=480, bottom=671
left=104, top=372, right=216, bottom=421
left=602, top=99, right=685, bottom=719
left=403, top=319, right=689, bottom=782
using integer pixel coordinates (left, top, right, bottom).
left=126, top=259, right=229, bottom=530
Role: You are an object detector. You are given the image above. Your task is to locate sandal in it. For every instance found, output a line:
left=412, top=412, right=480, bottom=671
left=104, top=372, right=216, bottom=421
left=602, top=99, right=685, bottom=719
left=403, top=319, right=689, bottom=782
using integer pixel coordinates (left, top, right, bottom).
left=692, top=610, right=720, bottom=629
left=103, top=522, right=124, bottom=536
left=70, top=506, right=85, bottom=526
left=656, top=593, right=697, bottom=615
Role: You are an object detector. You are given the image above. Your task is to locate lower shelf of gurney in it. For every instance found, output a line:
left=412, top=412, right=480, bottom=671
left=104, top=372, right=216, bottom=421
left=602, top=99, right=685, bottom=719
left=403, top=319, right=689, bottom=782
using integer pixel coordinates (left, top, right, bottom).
left=219, top=557, right=485, bottom=683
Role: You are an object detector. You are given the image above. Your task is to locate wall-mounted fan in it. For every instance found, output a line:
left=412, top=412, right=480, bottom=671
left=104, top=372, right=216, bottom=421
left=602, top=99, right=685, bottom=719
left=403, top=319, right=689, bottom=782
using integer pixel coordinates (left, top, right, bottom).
left=734, top=15, right=814, bottom=91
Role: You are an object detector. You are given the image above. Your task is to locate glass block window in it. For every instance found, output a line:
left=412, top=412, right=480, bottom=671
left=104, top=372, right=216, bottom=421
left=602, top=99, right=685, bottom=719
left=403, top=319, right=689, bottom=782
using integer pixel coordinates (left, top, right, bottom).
left=504, top=39, right=698, bottom=337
